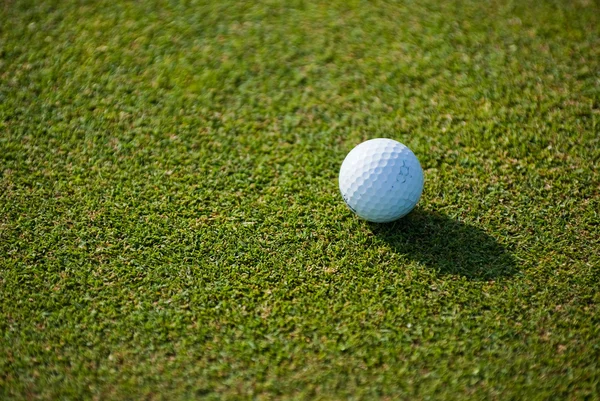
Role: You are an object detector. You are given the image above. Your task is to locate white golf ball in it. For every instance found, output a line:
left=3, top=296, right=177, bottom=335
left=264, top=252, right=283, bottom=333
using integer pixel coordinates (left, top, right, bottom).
left=339, top=138, right=424, bottom=223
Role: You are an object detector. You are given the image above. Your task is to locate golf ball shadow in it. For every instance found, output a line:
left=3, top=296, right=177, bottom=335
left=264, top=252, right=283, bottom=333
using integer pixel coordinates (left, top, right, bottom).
left=370, top=208, right=518, bottom=280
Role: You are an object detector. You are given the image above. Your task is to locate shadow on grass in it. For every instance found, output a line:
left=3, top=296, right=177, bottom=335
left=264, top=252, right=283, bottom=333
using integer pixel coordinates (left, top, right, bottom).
left=370, top=208, right=517, bottom=280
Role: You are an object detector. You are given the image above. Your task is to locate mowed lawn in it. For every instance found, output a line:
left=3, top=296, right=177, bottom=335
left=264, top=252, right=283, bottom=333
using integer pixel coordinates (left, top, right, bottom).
left=1, top=0, right=599, bottom=399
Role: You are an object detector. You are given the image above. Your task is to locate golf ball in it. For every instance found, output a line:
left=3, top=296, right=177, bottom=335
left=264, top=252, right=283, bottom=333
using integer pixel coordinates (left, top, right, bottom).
left=339, top=138, right=424, bottom=223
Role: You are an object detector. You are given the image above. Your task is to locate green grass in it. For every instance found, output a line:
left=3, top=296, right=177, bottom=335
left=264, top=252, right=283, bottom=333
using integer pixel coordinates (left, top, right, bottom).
left=1, top=0, right=599, bottom=399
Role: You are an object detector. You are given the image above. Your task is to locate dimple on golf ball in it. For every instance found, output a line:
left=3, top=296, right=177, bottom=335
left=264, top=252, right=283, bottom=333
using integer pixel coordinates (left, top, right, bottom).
left=339, top=138, right=424, bottom=223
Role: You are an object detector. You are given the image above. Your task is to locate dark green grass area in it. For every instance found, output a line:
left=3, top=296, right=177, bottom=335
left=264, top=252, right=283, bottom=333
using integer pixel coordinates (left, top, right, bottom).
left=1, top=0, right=599, bottom=399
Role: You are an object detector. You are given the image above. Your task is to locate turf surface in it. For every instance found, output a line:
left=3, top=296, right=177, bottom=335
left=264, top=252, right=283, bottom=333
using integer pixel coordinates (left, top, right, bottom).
left=1, top=0, right=599, bottom=399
